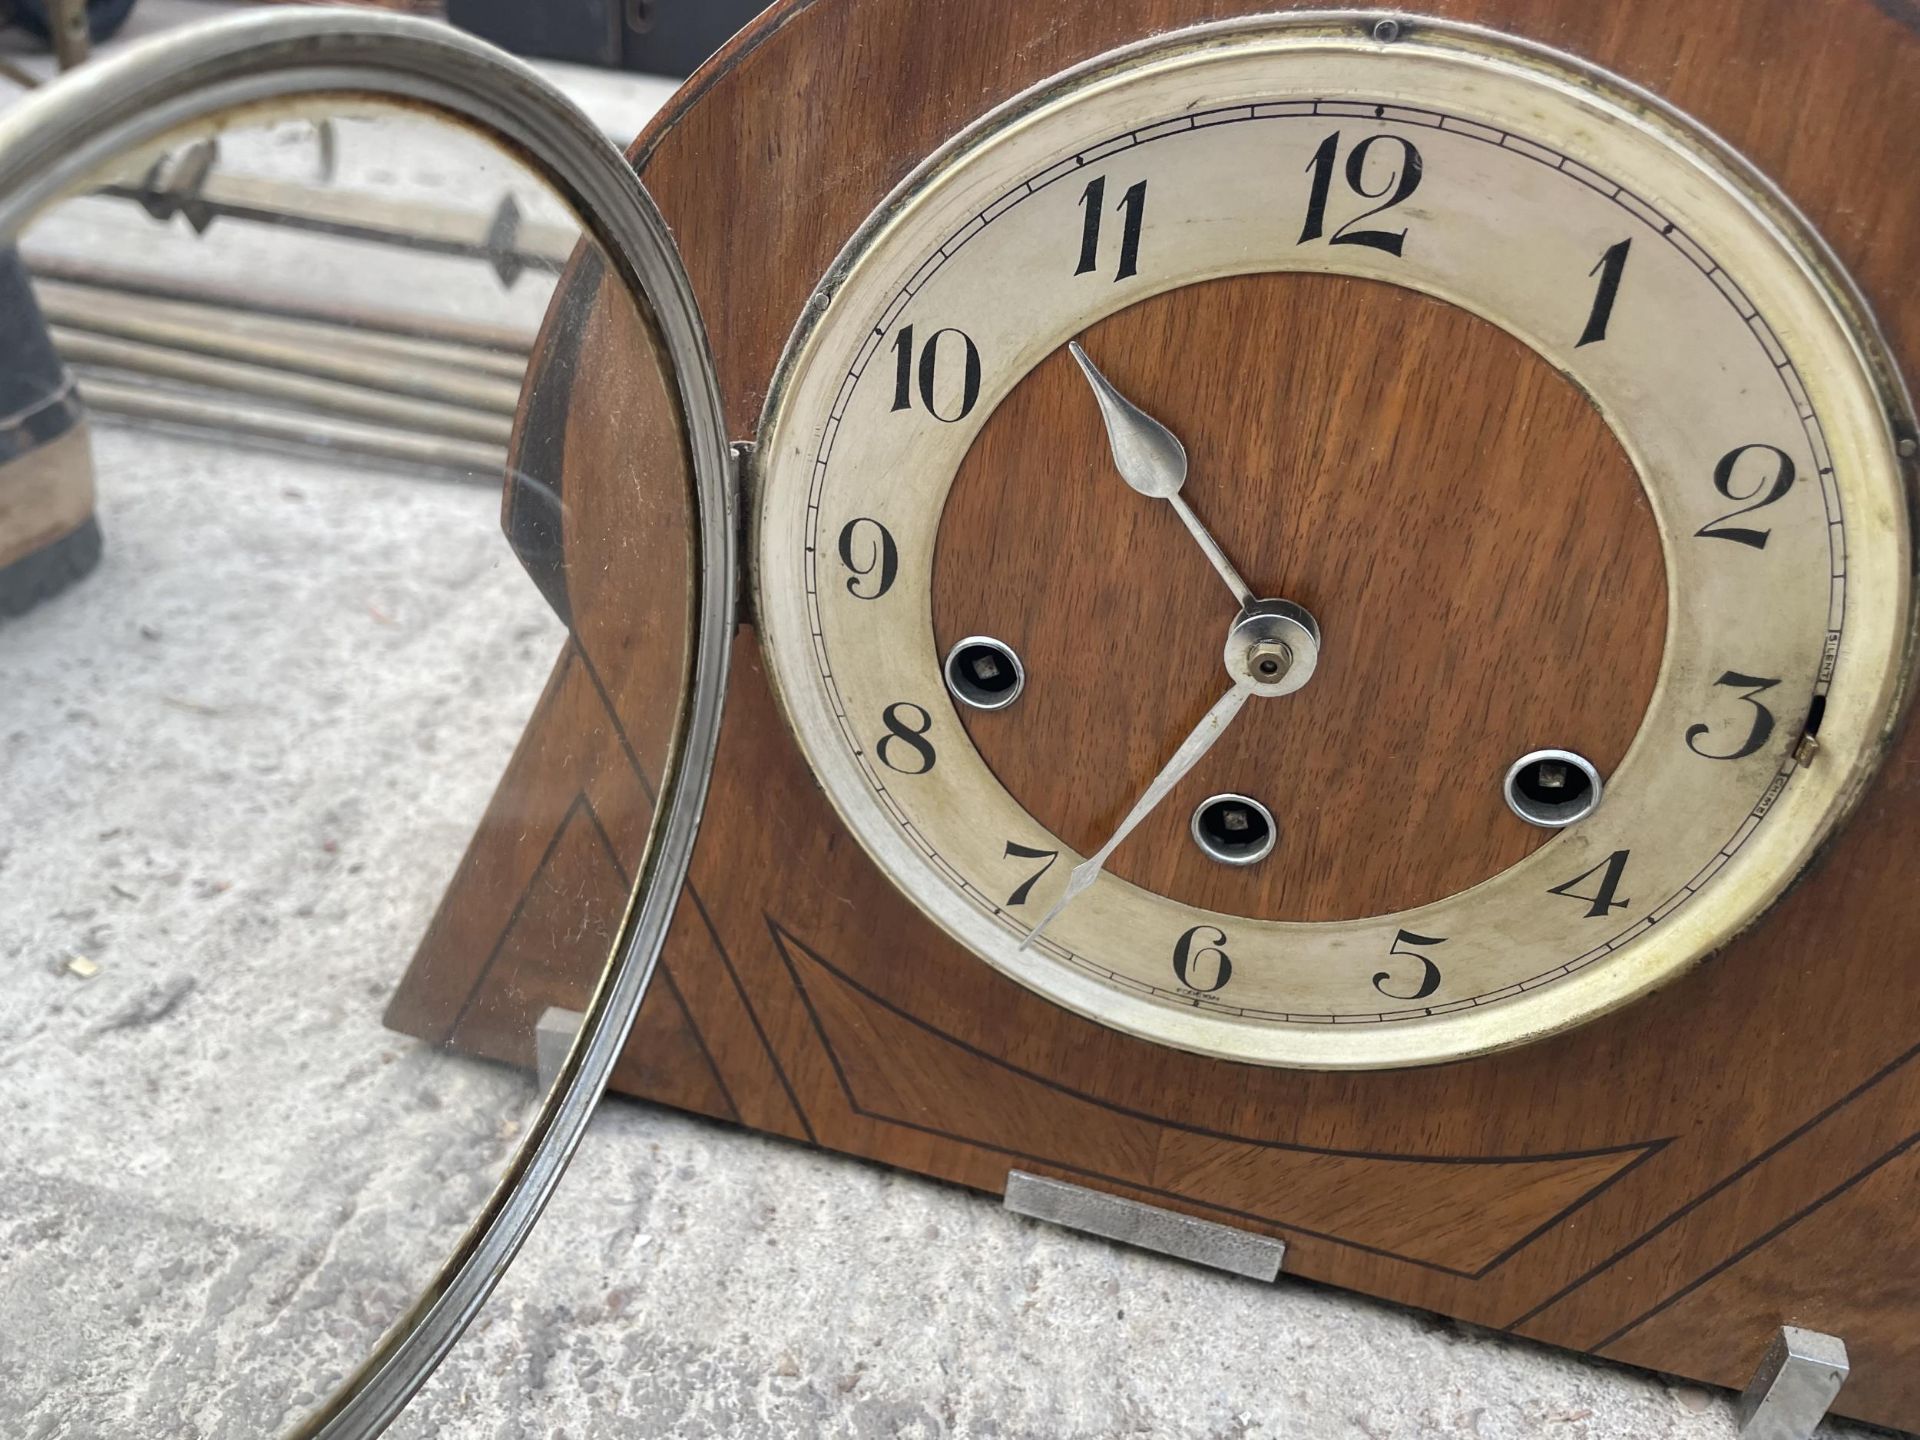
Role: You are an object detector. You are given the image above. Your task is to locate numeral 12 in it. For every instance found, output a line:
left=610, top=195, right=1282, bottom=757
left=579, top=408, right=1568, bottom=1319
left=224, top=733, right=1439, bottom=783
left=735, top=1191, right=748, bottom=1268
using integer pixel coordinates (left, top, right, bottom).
left=1298, top=131, right=1424, bottom=257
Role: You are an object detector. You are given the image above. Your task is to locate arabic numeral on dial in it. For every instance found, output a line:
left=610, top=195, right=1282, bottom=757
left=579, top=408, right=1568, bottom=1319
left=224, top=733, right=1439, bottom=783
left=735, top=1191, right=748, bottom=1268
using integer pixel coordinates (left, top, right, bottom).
left=890, top=323, right=981, bottom=423
left=1075, top=174, right=1147, bottom=281
left=1298, top=131, right=1423, bottom=257
left=874, top=702, right=936, bottom=775
left=836, top=517, right=897, bottom=600
left=1001, top=841, right=1060, bottom=907
left=1686, top=672, right=1781, bottom=760
left=1577, top=238, right=1632, bottom=347
left=1171, top=925, right=1232, bottom=993
left=1373, top=929, right=1446, bottom=1002
left=1696, top=444, right=1797, bottom=549
left=1548, top=849, right=1632, bottom=918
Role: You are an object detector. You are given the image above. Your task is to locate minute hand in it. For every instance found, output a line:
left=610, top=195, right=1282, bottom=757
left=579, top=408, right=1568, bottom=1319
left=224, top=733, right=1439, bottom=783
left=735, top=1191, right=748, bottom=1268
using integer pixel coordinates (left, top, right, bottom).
left=1021, top=678, right=1254, bottom=950
left=1068, top=341, right=1255, bottom=610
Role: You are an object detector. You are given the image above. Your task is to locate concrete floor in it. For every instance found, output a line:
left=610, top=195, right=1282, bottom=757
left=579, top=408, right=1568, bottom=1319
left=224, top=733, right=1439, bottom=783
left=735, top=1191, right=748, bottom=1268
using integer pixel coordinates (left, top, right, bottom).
left=0, top=8, right=1895, bottom=1439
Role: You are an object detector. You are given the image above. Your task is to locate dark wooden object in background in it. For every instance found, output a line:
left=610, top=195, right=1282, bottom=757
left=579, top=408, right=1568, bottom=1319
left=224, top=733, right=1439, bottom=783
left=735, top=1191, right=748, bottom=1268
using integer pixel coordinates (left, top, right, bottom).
left=446, top=0, right=766, bottom=74
left=387, top=0, right=1920, bottom=1426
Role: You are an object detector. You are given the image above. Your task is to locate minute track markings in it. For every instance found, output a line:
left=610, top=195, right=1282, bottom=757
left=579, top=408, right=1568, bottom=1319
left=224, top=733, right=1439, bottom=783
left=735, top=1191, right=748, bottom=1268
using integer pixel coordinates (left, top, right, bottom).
left=805, top=100, right=1843, bottom=584
left=806, top=107, right=1841, bottom=1018
left=795, top=98, right=1853, bottom=1024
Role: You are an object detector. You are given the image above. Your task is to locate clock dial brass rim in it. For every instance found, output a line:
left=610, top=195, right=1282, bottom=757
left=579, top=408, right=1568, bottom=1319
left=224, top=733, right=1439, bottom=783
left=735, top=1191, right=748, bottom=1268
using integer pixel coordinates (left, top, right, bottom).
left=752, top=16, right=1916, bottom=1068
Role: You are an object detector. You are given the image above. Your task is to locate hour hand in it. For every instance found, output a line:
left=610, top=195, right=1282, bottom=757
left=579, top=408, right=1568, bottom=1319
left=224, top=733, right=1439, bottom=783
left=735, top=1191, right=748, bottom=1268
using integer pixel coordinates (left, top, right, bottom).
left=1068, top=341, right=1255, bottom=610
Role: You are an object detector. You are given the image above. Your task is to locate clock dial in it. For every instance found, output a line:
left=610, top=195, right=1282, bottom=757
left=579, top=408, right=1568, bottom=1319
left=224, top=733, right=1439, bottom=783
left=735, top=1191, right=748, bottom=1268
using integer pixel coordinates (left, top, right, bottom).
left=753, top=18, right=1913, bottom=1067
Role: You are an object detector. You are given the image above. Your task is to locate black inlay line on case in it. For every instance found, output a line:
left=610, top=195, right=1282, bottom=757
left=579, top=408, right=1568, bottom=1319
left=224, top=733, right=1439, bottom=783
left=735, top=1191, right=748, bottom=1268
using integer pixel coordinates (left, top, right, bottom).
left=1507, top=1036, right=1920, bottom=1331
left=1592, top=1127, right=1920, bottom=1354
left=767, top=915, right=1667, bottom=1278
left=580, top=800, right=741, bottom=1126
left=572, top=639, right=820, bottom=1142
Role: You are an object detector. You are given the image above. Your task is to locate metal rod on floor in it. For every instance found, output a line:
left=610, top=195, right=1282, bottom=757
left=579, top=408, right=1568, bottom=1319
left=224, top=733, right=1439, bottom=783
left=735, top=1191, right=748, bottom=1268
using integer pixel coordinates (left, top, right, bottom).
left=98, top=171, right=578, bottom=286
left=75, top=376, right=510, bottom=478
left=37, top=281, right=533, bottom=381
left=48, top=0, right=89, bottom=71
left=41, top=289, right=527, bottom=412
left=0, top=55, right=42, bottom=89
left=56, top=330, right=516, bottom=445
left=23, top=253, right=539, bottom=354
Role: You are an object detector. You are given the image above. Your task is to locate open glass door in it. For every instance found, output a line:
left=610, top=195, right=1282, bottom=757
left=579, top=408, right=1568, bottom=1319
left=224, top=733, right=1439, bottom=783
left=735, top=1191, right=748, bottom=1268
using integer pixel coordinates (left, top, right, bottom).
left=0, top=12, right=733, bottom=1437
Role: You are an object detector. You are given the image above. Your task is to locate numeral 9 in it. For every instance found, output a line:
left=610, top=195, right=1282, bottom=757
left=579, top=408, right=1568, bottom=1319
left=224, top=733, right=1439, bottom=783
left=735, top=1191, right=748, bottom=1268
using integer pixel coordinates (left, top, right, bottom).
left=837, top=516, right=897, bottom=600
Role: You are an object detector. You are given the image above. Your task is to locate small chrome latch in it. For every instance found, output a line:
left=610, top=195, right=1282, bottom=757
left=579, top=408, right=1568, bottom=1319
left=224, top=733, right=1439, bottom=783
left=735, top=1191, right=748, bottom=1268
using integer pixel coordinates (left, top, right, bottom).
left=1735, top=1326, right=1849, bottom=1440
left=1003, top=1170, right=1285, bottom=1282
left=533, top=1005, right=586, bottom=1092
left=730, top=439, right=755, bottom=626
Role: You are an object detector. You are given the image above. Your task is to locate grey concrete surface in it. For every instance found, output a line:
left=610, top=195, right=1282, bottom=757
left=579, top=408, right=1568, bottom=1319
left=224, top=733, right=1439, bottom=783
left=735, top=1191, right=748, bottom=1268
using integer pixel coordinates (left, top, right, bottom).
left=0, top=9, right=1898, bottom=1440
left=0, top=427, right=566, bottom=1438
left=396, top=1097, right=1869, bottom=1440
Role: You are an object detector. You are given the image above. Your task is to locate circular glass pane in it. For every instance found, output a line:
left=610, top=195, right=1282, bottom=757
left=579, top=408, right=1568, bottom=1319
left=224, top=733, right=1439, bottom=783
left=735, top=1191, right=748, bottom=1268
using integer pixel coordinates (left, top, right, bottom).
left=0, top=19, right=727, bottom=1438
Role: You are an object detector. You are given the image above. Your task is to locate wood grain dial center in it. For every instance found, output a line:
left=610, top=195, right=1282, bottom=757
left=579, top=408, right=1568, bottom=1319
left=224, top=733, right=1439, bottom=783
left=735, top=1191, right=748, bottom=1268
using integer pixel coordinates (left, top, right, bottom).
left=931, top=272, right=1666, bottom=923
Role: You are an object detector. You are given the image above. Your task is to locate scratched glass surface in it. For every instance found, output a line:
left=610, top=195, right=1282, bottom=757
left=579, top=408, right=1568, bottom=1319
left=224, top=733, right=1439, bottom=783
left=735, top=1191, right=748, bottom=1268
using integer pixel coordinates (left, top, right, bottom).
left=0, top=100, right=693, bottom=1436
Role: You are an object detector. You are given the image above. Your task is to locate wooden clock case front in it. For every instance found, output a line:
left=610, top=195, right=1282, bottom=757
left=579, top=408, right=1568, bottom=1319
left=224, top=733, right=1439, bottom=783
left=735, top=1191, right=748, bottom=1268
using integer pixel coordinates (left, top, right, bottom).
left=386, top=0, right=1920, bottom=1426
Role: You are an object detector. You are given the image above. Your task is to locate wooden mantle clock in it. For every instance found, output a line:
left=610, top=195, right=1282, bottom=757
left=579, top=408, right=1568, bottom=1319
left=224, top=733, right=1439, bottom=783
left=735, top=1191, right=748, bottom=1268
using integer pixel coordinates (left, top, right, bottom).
left=383, top=0, right=1920, bottom=1427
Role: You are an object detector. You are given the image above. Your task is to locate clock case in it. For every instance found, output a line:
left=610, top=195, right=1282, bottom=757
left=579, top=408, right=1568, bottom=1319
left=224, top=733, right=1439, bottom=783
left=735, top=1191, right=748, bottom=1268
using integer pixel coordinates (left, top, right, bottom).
left=383, top=0, right=1920, bottom=1430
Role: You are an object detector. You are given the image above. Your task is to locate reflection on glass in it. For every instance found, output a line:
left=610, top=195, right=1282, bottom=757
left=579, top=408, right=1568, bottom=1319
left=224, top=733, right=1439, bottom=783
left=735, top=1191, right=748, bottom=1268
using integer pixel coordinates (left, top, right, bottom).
left=0, top=101, right=692, bottom=1436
